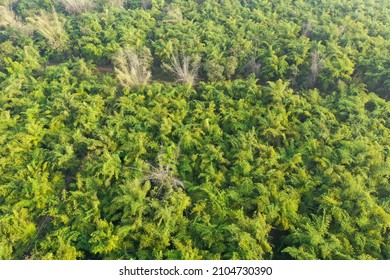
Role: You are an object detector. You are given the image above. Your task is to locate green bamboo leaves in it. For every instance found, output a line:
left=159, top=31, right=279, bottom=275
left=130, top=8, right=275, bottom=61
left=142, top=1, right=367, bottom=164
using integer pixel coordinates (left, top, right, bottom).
left=0, top=0, right=389, bottom=261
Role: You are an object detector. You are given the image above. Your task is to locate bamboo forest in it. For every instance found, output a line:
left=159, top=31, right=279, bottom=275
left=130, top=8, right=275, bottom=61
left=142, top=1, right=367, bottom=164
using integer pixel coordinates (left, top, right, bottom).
left=0, top=0, right=389, bottom=260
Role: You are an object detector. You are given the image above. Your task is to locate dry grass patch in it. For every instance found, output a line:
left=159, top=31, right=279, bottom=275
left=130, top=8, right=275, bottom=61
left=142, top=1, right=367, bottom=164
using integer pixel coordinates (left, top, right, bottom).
left=0, top=5, right=29, bottom=33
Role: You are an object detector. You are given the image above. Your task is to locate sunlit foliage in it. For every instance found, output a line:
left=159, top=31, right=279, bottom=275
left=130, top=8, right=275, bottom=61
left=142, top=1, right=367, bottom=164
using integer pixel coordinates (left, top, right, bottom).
left=0, top=0, right=389, bottom=260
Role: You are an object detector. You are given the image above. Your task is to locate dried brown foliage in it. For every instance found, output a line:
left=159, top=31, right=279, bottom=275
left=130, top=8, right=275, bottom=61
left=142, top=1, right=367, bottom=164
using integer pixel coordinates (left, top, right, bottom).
left=163, top=53, right=200, bottom=86
left=163, top=6, right=183, bottom=24
left=0, top=5, right=29, bottom=33
left=308, top=50, right=323, bottom=88
left=27, top=8, right=68, bottom=52
left=56, top=0, right=96, bottom=14
left=107, top=0, right=125, bottom=9
left=113, top=47, right=152, bottom=88
left=246, top=58, right=262, bottom=77
left=143, top=154, right=185, bottom=199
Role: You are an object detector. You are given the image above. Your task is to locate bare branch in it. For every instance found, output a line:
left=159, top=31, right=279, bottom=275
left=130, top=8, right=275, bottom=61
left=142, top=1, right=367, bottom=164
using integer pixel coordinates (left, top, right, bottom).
left=143, top=153, right=185, bottom=199
left=246, top=58, right=262, bottom=77
left=163, top=53, right=200, bottom=86
left=308, top=50, right=323, bottom=88
left=113, top=47, right=152, bottom=88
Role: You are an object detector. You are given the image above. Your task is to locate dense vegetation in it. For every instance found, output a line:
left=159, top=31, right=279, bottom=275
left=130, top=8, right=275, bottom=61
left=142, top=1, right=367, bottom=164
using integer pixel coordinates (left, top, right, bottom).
left=0, top=0, right=389, bottom=260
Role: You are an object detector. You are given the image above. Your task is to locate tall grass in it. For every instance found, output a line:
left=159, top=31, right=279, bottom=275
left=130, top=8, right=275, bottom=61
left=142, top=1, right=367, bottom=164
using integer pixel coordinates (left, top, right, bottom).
left=0, top=5, right=27, bottom=32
